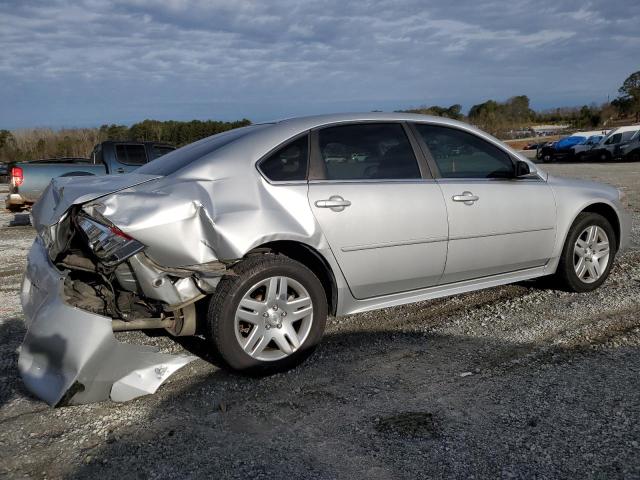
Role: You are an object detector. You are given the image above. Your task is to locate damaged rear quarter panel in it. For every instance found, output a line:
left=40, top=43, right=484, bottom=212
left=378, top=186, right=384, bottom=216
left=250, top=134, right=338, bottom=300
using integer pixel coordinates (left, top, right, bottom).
left=91, top=137, right=325, bottom=268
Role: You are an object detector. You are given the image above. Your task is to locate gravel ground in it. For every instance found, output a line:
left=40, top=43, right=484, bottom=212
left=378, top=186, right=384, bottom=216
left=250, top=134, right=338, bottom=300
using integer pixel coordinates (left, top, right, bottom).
left=1, top=162, right=639, bottom=479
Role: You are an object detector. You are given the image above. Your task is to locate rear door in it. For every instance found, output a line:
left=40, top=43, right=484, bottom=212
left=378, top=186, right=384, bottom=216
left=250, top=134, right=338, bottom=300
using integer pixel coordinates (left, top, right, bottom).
left=307, top=122, right=449, bottom=299
left=411, top=123, right=557, bottom=284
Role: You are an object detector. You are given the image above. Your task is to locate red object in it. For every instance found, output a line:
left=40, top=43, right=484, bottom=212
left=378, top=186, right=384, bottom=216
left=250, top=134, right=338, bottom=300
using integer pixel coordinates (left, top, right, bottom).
left=11, top=166, right=23, bottom=187
left=109, top=225, right=135, bottom=241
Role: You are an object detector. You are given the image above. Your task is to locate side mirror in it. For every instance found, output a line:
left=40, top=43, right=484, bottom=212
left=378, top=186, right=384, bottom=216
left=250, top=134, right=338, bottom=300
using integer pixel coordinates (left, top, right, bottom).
left=515, top=160, right=537, bottom=178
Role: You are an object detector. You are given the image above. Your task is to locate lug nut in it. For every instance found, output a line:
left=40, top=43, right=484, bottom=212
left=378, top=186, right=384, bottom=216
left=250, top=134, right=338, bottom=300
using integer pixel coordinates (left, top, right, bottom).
left=263, top=312, right=269, bottom=317
left=266, top=325, right=271, bottom=329
left=272, top=305, right=278, bottom=311
left=277, top=323, right=282, bottom=328
left=281, top=311, right=287, bottom=317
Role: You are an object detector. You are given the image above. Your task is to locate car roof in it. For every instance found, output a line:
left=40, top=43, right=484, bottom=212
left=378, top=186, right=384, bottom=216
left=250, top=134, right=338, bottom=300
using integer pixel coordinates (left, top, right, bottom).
left=268, top=112, right=472, bottom=131
left=609, top=125, right=640, bottom=134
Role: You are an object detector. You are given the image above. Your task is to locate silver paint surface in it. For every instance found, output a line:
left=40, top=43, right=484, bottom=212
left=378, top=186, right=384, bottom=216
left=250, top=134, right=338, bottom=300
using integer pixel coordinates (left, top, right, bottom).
left=19, top=112, right=632, bottom=405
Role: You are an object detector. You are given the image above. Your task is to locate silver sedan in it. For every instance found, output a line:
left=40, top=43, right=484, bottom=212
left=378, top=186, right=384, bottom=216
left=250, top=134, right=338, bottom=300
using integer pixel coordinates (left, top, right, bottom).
left=21, top=113, right=631, bottom=405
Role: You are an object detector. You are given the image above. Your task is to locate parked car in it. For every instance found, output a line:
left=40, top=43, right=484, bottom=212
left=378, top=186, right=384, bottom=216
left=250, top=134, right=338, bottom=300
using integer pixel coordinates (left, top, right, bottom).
left=537, top=140, right=557, bottom=161
left=586, top=125, right=640, bottom=162
left=616, top=129, right=640, bottom=162
left=538, top=131, right=608, bottom=162
left=20, top=113, right=631, bottom=406
left=570, top=132, right=607, bottom=161
left=5, top=141, right=175, bottom=211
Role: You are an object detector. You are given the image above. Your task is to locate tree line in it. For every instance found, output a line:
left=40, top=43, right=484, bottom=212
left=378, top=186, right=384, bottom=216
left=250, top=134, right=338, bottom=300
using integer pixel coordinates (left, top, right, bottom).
left=400, top=70, right=640, bottom=137
left=0, top=118, right=251, bottom=163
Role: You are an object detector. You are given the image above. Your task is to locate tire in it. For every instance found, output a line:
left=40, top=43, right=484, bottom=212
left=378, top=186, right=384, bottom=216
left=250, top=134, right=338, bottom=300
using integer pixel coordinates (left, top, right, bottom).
left=554, top=212, right=616, bottom=292
left=206, top=254, right=327, bottom=373
left=627, top=151, right=640, bottom=163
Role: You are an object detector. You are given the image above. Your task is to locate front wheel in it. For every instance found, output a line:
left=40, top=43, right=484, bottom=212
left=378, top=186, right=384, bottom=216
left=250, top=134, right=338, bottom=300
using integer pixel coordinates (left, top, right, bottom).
left=206, top=254, right=328, bottom=373
left=554, top=212, right=616, bottom=292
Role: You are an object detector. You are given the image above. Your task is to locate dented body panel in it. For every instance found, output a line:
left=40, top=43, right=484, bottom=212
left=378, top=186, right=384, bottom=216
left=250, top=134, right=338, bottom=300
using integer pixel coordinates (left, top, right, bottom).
left=19, top=239, right=195, bottom=406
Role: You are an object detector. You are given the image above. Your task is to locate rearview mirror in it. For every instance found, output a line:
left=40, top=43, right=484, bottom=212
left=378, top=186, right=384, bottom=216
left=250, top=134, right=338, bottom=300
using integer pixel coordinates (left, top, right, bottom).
left=515, top=160, right=537, bottom=178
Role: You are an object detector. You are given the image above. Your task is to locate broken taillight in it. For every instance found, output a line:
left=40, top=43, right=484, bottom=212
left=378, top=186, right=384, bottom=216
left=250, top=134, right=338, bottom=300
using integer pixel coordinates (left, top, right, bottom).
left=77, top=214, right=144, bottom=266
left=11, top=166, right=23, bottom=187
left=109, top=225, right=135, bottom=241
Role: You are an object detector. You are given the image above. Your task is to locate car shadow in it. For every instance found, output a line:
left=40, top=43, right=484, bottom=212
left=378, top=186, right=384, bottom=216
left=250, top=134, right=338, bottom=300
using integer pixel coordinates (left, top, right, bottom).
left=0, top=317, right=32, bottom=408
left=47, top=326, right=639, bottom=480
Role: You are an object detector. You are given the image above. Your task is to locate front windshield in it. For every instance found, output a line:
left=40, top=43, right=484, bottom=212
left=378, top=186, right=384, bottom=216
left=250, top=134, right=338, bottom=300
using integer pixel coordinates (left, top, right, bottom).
left=136, top=124, right=271, bottom=176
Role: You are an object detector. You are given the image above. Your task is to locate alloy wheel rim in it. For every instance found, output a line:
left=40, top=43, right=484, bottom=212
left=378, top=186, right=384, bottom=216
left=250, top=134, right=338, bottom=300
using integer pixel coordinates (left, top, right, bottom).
left=234, top=276, right=314, bottom=361
left=573, top=225, right=610, bottom=284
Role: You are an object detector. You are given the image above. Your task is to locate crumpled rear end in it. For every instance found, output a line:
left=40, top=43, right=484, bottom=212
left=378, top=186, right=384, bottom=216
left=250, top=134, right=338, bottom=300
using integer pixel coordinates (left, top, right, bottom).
left=19, top=238, right=195, bottom=406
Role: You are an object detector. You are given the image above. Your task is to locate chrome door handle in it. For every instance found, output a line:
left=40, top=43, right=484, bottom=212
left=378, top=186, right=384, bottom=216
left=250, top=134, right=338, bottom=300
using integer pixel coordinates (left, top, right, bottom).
left=315, top=195, right=351, bottom=212
left=452, top=191, right=479, bottom=205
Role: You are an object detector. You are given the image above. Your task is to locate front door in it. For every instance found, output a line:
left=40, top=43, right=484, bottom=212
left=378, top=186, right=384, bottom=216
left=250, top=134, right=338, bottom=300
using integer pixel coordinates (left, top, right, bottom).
left=412, top=123, right=557, bottom=284
left=307, top=123, right=449, bottom=299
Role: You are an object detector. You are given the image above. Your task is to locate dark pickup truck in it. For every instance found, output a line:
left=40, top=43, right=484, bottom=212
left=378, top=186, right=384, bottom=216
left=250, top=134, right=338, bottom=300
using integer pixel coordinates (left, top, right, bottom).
left=5, top=141, right=174, bottom=211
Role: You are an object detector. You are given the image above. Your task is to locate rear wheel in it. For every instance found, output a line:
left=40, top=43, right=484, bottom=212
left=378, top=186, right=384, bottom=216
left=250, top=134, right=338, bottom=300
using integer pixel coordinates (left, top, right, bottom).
left=206, top=254, right=327, bottom=373
left=554, top=213, right=616, bottom=292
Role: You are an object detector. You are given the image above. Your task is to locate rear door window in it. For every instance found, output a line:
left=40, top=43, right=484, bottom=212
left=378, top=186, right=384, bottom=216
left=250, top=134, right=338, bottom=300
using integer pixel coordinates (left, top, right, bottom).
left=259, top=134, right=309, bottom=182
left=116, top=144, right=148, bottom=165
left=136, top=124, right=271, bottom=176
left=414, top=124, right=514, bottom=179
left=317, top=123, right=421, bottom=180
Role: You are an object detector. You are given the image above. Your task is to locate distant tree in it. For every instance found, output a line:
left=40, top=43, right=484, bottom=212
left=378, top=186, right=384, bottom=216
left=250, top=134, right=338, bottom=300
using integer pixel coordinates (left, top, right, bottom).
left=99, top=124, right=130, bottom=141
left=399, top=104, right=463, bottom=120
left=615, top=70, right=640, bottom=121
left=0, top=129, right=16, bottom=163
left=468, top=100, right=504, bottom=134
left=504, top=95, right=534, bottom=124
left=576, top=105, right=601, bottom=129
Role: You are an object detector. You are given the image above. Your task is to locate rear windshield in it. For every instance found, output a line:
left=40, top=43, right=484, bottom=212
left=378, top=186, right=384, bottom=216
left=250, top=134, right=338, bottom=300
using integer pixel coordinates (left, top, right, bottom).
left=136, top=124, right=270, bottom=176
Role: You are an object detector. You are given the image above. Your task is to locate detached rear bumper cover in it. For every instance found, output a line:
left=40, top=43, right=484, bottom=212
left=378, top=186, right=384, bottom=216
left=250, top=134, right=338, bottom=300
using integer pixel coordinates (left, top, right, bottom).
left=18, top=238, right=195, bottom=406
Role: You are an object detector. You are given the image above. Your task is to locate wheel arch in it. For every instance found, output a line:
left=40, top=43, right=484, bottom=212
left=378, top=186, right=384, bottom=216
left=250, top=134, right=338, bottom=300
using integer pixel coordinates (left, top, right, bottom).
left=579, top=202, right=621, bottom=250
left=246, top=240, right=338, bottom=316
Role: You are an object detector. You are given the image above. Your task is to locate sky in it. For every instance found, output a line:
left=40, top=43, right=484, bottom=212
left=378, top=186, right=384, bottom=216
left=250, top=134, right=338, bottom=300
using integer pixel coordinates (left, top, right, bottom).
left=0, top=0, right=638, bottom=129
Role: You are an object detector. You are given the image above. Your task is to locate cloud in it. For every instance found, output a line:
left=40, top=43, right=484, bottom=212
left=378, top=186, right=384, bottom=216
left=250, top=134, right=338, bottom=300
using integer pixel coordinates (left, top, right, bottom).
left=0, top=0, right=638, bottom=127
